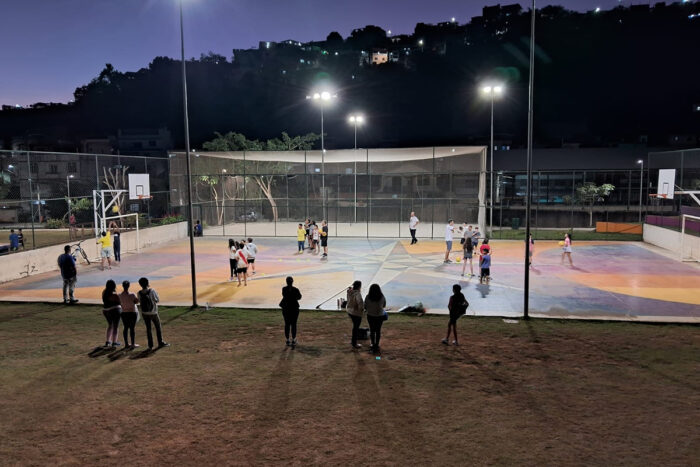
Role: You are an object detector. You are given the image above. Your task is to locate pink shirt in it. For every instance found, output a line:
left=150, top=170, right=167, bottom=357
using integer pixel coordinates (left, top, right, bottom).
left=119, top=291, right=139, bottom=313
left=564, top=237, right=571, bottom=247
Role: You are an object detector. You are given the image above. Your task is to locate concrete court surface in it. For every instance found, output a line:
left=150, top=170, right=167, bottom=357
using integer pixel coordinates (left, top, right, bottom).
left=1, top=236, right=699, bottom=322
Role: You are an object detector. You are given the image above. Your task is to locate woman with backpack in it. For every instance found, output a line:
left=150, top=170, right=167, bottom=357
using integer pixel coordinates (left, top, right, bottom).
left=101, top=279, right=122, bottom=348
left=280, top=276, right=302, bottom=347
left=442, top=284, right=468, bottom=346
left=364, top=283, right=387, bottom=354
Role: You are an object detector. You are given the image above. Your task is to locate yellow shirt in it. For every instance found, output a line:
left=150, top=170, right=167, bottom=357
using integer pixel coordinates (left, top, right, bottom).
left=297, top=228, right=306, bottom=241
left=98, top=232, right=112, bottom=248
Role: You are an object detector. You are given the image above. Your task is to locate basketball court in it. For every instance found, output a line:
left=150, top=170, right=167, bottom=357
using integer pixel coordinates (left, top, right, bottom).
left=1, top=236, right=698, bottom=322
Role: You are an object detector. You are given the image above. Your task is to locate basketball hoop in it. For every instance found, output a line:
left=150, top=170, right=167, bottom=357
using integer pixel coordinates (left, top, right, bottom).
left=648, top=193, right=668, bottom=200
left=137, top=195, right=153, bottom=201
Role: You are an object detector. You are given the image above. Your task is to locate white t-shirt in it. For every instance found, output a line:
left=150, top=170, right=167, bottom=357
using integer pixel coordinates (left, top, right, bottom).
left=445, top=224, right=454, bottom=241
left=246, top=243, right=257, bottom=259
left=229, top=246, right=237, bottom=259
left=409, top=216, right=419, bottom=229
left=313, top=228, right=319, bottom=240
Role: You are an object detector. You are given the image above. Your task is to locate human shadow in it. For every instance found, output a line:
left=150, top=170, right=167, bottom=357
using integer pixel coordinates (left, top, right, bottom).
left=129, top=348, right=156, bottom=359
left=88, top=346, right=117, bottom=358
left=475, top=283, right=491, bottom=298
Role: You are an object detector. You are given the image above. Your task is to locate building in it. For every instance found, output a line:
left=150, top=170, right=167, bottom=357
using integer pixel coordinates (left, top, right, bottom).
left=114, top=128, right=172, bottom=157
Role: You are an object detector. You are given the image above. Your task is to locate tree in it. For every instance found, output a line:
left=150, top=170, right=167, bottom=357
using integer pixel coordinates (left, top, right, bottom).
left=102, top=165, right=129, bottom=225
left=202, top=132, right=320, bottom=221
left=576, top=182, right=615, bottom=227
left=62, top=197, right=92, bottom=221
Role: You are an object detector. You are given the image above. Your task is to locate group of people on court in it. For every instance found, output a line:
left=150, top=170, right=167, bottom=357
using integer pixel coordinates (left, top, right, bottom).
left=297, top=219, right=329, bottom=258
left=228, top=237, right=258, bottom=286
left=279, top=277, right=470, bottom=353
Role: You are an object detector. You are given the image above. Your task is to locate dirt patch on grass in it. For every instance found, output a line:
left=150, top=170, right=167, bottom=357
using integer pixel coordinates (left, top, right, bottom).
left=0, top=303, right=698, bottom=465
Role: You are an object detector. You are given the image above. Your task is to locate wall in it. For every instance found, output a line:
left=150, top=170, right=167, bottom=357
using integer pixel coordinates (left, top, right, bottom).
left=643, top=223, right=700, bottom=260
left=0, top=222, right=188, bottom=284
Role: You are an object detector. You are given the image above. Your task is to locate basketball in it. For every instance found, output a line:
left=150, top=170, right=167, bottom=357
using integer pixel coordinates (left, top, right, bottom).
left=456, top=256, right=461, bottom=262
left=558, top=241, right=565, bottom=246
left=112, top=205, right=120, bottom=213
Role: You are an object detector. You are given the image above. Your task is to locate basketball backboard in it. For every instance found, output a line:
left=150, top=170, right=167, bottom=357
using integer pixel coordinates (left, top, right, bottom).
left=657, top=169, right=675, bottom=199
left=128, top=173, right=150, bottom=200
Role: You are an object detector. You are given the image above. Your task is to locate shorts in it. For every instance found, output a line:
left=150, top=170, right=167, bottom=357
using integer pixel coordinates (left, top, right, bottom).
left=463, top=250, right=473, bottom=259
left=101, top=247, right=113, bottom=258
left=449, top=311, right=462, bottom=325
left=238, top=267, right=248, bottom=274
left=103, top=306, right=122, bottom=325
left=481, top=268, right=490, bottom=277
left=563, top=246, right=572, bottom=253
left=445, top=241, right=453, bottom=251
left=248, top=258, right=255, bottom=264
left=321, top=239, right=328, bottom=247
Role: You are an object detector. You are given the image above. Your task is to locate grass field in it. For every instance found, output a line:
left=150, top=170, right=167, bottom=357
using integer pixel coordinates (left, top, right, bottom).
left=0, top=228, right=92, bottom=250
left=1, top=302, right=698, bottom=465
left=493, top=229, right=643, bottom=241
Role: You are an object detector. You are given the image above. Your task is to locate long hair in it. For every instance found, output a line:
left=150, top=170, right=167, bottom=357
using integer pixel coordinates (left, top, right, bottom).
left=103, top=279, right=117, bottom=301
left=367, top=283, right=384, bottom=302
left=228, top=238, right=234, bottom=249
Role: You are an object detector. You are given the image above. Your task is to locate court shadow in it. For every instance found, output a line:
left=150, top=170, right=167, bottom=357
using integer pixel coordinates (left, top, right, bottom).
left=129, top=348, right=155, bottom=359
left=88, top=346, right=116, bottom=358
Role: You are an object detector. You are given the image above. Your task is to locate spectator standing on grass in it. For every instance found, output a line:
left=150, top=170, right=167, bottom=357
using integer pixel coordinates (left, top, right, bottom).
left=346, top=281, right=364, bottom=349
left=228, top=238, right=241, bottom=285
left=364, top=283, right=387, bottom=354
left=443, top=284, right=468, bottom=346
left=9, top=229, right=19, bottom=251
left=444, top=219, right=455, bottom=263
left=109, top=221, right=121, bottom=263
left=119, top=281, right=140, bottom=349
left=101, top=280, right=122, bottom=348
left=320, top=220, right=329, bottom=259
left=246, top=237, right=258, bottom=275
left=18, top=228, right=25, bottom=249
left=561, top=232, right=573, bottom=266
left=280, top=276, right=302, bottom=347
left=235, top=242, right=248, bottom=286
left=409, top=212, right=420, bottom=245
left=137, top=277, right=169, bottom=350
left=57, top=245, right=79, bottom=304
left=96, top=231, right=113, bottom=271
left=296, top=223, right=306, bottom=254
left=461, top=228, right=475, bottom=277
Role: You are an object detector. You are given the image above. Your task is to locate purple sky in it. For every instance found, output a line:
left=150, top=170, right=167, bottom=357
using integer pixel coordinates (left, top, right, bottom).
left=1, top=0, right=625, bottom=105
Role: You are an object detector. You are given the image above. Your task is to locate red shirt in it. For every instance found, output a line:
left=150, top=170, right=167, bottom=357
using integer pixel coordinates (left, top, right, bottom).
left=480, top=244, right=491, bottom=255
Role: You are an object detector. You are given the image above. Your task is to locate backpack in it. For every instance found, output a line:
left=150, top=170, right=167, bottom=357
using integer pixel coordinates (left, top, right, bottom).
left=139, top=289, right=155, bottom=313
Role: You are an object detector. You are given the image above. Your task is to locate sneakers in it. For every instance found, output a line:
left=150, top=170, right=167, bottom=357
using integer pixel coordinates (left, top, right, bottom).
left=157, top=342, right=170, bottom=348
left=452, top=340, right=459, bottom=346
left=441, top=338, right=449, bottom=345
left=292, top=338, right=298, bottom=346
left=352, top=343, right=362, bottom=349
left=69, top=299, right=79, bottom=304
left=286, top=339, right=291, bottom=346
left=111, top=342, right=121, bottom=348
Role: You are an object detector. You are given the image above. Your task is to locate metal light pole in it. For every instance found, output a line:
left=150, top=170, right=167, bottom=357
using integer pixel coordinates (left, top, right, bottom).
left=307, top=91, right=336, bottom=220
left=523, top=0, right=536, bottom=320
left=637, top=159, right=644, bottom=223
left=480, top=85, right=503, bottom=236
left=66, top=175, right=74, bottom=219
left=348, top=114, right=365, bottom=224
left=180, top=0, right=198, bottom=307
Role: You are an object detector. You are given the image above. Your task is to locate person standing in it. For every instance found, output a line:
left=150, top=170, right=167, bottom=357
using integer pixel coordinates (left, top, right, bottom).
left=444, top=219, right=455, bottom=263
left=194, top=220, right=203, bottom=237
left=443, top=284, right=468, bottom=346
left=471, top=226, right=481, bottom=250
left=137, top=277, right=169, bottom=350
left=304, top=218, right=311, bottom=249
left=346, top=280, right=364, bottom=349
left=119, top=280, right=140, bottom=349
left=461, top=229, right=475, bottom=277
left=561, top=232, right=573, bottom=266
left=246, top=237, right=258, bottom=275
left=228, top=239, right=238, bottom=282
left=9, top=229, right=19, bottom=251
left=109, top=221, right=121, bottom=263
left=57, top=245, right=79, bottom=304
left=320, top=220, right=329, bottom=259
left=312, top=223, right=320, bottom=254
left=96, top=231, right=113, bottom=271
left=280, top=276, right=302, bottom=347
left=409, top=212, right=420, bottom=245
left=235, top=242, right=248, bottom=286
left=17, top=228, right=25, bottom=249
left=296, top=224, right=306, bottom=254
left=69, top=214, right=77, bottom=240
left=101, top=280, right=122, bottom=348
left=479, top=250, right=492, bottom=284
left=364, top=283, right=387, bottom=354
left=528, top=234, right=535, bottom=267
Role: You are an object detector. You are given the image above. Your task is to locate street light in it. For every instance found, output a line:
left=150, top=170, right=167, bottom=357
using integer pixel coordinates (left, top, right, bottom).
left=480, top=83, right=505, bottom=236
left=637, top=159, right=644, bottom=223
left=348, top=114, right=365, bottom=224
left=306, top=89, right=337, bottom=219
left=67, top=174, right=75, bottom=238
left=179, top=0, right=198, bottom=307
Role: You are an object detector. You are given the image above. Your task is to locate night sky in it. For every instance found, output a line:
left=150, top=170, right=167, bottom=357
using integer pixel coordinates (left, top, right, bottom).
left=1, top=0, right=624, bottom=105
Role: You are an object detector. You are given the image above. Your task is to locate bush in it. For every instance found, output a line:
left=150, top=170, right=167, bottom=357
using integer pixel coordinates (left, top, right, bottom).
left=45, top=218, right=66, bottom=229
left=158, top=214, right=186, bottom=225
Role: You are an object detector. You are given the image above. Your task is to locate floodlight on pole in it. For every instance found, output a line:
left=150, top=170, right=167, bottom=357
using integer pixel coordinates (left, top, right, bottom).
left=480, top=82, right=505, bottom=237
left=179, top=0, right=198, bottom=308
left=66, top=174, right=74, bottom=221
left=348, top=114, right=366, bottom=224
left=307, top=89, right=337, bottom=220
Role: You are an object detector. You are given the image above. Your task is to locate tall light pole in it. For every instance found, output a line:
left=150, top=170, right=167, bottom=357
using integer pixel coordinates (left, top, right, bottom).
left=306, top=90, right=336, bottom=220
left=179, top=0, right=197, bottom=307
left=523, top=0, right=536, bottom=320
left=637, top=159, right=644, bottom=223
left=348, top=114, right=365, bottom=224
left=66, top=174, right=74, bottom=219
left=480, top=84, right=504, bottom=236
